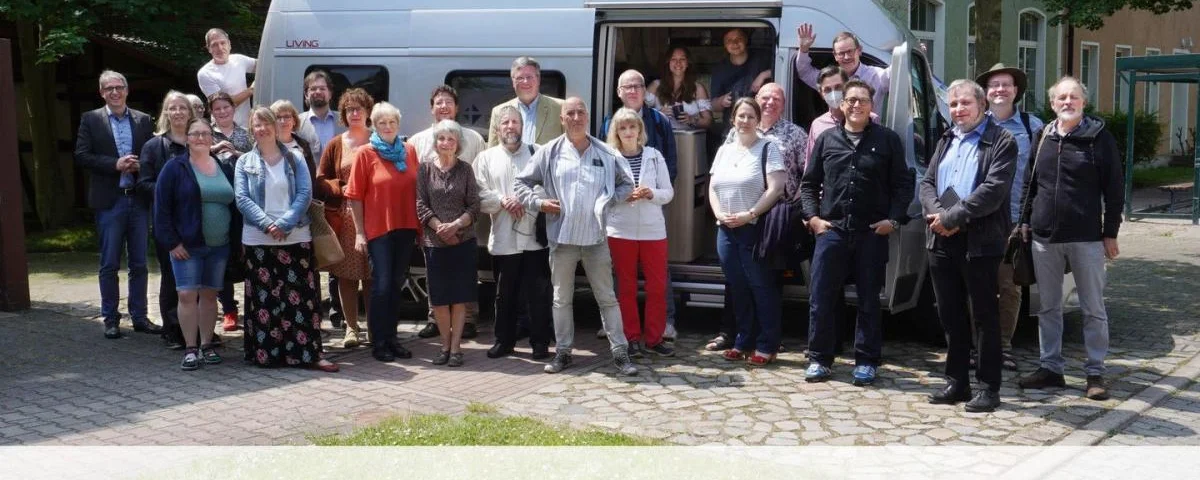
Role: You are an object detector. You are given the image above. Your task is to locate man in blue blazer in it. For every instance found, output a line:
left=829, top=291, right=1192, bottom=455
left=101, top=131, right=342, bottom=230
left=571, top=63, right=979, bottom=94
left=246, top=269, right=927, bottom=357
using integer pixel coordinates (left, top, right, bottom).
left=73, top=70, right=161, bottom=339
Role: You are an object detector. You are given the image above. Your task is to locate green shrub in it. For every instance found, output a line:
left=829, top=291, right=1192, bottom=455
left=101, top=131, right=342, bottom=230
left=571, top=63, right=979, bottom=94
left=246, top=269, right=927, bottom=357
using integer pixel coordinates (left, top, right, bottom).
left=1095, top=110, right=1163, bottom=166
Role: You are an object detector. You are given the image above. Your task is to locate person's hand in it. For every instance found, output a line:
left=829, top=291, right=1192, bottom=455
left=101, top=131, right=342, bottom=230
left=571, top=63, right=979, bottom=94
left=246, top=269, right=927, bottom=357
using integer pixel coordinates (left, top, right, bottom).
left=926, top=213, right=959, bottom=237
left=1019, top=224, right=1031, bottom=243
left=809, top=216, right=832, bottom=235
left=722, top=212, right=750, bottom=228
left=636, top=186, right=654, bottom=201
left=718, top=93, right=733, bottom=110
left=267, top=224, right=286, bottom=241
left=501, top=196, right=524, bottom=219
left=436, top=220, right=460, bottom=243
left=354, top=234, right=367, bottom=254
left=869, top=219, right=895, bottom=236
left=115, top=155, right=138, bottom=172
left=1103, top=237, right=1120, bottom=260
left=170, top=244, right=189, bottom=260
left=211, top=140, right=233, bottom=153
left=796, top=23, right=816, bottom=53
left=751, top=71, right=771, bottom=93
left=540, top=199, right=561, bottom=214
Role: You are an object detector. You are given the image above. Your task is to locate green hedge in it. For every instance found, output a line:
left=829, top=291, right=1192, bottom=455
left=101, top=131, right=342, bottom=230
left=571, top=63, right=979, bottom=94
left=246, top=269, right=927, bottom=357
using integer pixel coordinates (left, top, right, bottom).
left=1035, top=104, right=1161, bottom=166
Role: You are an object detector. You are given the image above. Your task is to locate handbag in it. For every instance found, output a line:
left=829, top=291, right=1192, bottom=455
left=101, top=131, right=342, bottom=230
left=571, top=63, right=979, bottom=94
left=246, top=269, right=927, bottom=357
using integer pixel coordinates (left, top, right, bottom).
left=751, top=141, right=793, bottom=268
left=308, top=199, right=345, bottom=270
left=1004, top=124, right=1053, bottom=286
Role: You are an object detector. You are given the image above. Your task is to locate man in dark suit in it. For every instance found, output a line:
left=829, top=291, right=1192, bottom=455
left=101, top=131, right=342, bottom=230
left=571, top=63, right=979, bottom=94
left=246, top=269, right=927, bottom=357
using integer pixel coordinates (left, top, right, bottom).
left=74, top=70, right=162, bottom=339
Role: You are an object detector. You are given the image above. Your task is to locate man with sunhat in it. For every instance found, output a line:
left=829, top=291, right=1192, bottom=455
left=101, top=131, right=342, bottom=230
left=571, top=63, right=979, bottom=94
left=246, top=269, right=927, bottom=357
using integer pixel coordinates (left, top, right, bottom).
left=976, top=63, right=1044, bottom=371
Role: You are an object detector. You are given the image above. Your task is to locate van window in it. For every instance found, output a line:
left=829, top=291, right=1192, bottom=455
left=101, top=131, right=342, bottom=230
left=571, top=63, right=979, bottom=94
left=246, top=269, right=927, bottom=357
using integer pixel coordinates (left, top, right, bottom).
left=908, top=52, right=938, bottom=167
left=445, top=70, right=566, bottom=134
left=304, top=65, right=390, bottom=108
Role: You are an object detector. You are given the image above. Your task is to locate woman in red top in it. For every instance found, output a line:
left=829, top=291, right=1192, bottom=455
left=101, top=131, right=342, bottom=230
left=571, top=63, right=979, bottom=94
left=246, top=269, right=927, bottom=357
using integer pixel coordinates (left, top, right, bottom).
left=344, top=101, right=420, bottom=363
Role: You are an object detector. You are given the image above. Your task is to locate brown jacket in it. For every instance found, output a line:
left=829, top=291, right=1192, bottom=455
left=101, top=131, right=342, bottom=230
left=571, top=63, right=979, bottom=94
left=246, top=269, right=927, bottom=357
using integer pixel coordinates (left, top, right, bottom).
left=315, top=134, right=353, bottom=208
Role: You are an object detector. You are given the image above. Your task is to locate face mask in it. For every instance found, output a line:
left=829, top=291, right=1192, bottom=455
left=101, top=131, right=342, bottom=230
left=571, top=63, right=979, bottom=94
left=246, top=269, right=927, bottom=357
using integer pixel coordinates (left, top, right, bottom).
left=823, top=90, right=844, bottom=109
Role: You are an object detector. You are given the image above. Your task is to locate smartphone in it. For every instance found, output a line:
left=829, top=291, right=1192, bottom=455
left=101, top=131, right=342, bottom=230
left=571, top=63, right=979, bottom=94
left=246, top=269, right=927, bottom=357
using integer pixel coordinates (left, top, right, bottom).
left=671, top=103, right=684, bottom=119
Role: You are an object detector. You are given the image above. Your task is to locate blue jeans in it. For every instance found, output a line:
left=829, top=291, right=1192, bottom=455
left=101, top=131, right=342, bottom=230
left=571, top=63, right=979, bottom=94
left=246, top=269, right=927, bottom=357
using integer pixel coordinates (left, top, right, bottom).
left=96, top=196, right=149, bottom=326
left=717, top=225, right=780, bottom=354
left=807, top=228, right=888, bottom=367
left=367, top=229, right=418, bottom=350
left=169, top=244, right=230, bottom=291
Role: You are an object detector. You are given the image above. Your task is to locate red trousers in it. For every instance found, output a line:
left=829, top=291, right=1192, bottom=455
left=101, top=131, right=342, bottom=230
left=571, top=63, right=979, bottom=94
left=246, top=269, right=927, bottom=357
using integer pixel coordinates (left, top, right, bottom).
left=607, top=237, right=668, bottom=346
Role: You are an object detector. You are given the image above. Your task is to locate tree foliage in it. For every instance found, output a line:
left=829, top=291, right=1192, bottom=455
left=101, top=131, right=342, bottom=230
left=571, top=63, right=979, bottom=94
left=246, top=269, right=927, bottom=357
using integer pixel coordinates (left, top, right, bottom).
left=1041, top=0, right=1195, bottom=30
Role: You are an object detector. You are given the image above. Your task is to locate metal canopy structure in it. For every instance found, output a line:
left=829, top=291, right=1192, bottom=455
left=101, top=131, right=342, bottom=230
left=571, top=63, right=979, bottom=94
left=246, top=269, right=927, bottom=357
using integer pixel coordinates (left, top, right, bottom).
left=1117, top=54, right=1200, bottom=224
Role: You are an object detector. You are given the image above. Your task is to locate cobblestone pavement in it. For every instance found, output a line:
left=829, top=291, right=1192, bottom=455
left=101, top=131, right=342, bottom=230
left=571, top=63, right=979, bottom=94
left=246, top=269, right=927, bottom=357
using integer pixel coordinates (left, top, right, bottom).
left=3, top=217, right=1198, bottom=446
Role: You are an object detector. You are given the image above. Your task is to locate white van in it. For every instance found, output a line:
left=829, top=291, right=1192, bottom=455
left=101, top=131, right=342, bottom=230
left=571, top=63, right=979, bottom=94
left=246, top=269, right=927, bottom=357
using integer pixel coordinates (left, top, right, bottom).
left=257, top=0, right=1072, bottom=321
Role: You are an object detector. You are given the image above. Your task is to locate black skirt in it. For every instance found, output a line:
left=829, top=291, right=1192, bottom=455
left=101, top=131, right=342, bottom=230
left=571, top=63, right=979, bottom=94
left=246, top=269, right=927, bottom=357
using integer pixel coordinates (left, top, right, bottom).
left=424, top=239, right=478, bottom=306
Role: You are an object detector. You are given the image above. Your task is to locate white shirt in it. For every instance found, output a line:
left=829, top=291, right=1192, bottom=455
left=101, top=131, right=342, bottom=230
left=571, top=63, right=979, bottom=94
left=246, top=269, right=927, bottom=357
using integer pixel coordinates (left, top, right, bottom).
left=709, top=137, right=784, bottom=224
left=409, top=124, right=486, bottom=165
left=197, top=54, right=257, bottom=127
left=474, top=144, right=543, bottom=255
left=242, top=160, right=312, bottom=246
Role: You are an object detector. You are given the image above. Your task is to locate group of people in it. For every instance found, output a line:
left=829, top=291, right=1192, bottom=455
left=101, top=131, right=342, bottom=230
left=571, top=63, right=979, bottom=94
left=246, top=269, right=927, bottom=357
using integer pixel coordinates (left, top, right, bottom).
left=73, top=24, right=1123, bottom=415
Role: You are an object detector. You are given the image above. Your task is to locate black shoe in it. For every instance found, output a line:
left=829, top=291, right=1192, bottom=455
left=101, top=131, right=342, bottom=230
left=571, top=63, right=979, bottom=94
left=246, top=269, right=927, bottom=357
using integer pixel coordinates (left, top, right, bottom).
left=417, top=322, right=439, bottom=338
left=104, top=326, right=121, bottom=339
left=530, top=346, right=552, bottom=361
left=1086, top=375, right=1110, bottom=400
left=389, top=343, right=413, bottom=359
left=929, top=383, right=973, bottom=405
left=372, top=348, right=396, bottom=362
left=462, top=323, right=478, bottom=339
left=209, top=334, right=223, bottom=346
left=648, top=342, right=676, bottom=357
left=627, top=342, right=645, bottom=358
left=133, top=323, right=164, bottom=335
left=162, top=336, right=185, bottom=350
left=964, top=390, right=1001, bottom=412
left=487, top=343, right=515, bottom=358
left=544, top=352, right=573, bottom=373
left=1017, top=367, right=1067, bottom=389
left=329, top=311, right=345, bottom=329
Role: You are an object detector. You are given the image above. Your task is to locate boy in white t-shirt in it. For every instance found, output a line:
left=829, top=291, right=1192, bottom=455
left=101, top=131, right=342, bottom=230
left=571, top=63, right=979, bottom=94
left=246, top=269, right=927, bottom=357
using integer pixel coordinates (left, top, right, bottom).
left=197, top=28, right=256, bottom=128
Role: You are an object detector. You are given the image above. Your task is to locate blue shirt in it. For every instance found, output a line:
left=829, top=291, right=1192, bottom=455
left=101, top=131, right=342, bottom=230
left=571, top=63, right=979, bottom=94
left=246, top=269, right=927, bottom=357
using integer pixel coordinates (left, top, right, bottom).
left=937, top=120, right=988, bottom=200
left=308, top=109, right=339, bottom=147
left=987, top=111, right=1044, bottom=222
left=107, top=106, right=135, bottom=188
left=518, top=97, right=540, bottom=145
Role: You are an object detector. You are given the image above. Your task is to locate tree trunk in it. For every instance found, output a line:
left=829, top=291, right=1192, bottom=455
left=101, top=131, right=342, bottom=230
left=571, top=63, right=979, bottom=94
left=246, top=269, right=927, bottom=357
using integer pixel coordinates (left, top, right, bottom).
left=975, top=0, right=1003, bottom=76
left=16, top=22, right=71, bottom=229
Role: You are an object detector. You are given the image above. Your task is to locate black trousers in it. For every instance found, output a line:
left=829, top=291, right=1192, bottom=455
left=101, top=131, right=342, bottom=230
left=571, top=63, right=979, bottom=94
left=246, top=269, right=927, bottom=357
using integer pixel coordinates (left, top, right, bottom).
left=492, top=248, right=553, bottom=349
left=154, top=241, right=180, bottom=341
left=928, top=235, right=1002, bottom=392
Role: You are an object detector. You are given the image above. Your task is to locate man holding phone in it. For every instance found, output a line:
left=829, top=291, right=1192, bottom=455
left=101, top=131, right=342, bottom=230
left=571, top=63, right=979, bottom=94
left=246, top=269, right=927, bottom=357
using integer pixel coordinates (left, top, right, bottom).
left=74, top=70, right=160, bottom=339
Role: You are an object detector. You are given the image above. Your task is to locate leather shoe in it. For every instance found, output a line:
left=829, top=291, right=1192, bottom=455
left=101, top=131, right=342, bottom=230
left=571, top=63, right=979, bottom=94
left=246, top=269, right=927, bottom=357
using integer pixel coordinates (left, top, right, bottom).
left=928, top=383, right=972, bottom=405
left=133, top=323, right=164, bottom=335
left=104, top=326, right=121, bottom=339
left=389, top=343, right=413, bottom=359
left=487, top=343, right=515, bottom=358
left=530, top=346, right=552, bottom=361
left=372, top=348, right=396, bottom=362
left=964, top=390, right=1001, bottom=412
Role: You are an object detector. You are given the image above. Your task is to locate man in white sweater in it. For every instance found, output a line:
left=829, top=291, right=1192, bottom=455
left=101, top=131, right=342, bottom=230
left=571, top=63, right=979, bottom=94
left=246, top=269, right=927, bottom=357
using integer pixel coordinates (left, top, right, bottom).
left=474, top=106, right=553, bottom=360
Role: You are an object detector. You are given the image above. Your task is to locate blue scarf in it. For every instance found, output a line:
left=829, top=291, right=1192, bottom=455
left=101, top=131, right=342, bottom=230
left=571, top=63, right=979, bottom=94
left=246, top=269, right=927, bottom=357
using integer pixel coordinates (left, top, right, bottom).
left=370, top=131, right=407, bottom=171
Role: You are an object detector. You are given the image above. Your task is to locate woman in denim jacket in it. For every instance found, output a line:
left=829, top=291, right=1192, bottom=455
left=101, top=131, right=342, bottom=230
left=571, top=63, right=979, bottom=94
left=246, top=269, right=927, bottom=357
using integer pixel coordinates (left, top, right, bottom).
left=234, top=106, right=337, bottom=372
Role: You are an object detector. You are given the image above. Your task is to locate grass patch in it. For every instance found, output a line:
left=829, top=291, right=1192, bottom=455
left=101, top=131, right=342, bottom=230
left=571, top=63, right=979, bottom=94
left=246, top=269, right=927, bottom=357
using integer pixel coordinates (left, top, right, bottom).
left=311, top=409, right=661, bottom=446
left=1132, top=166, right=1195, bottom=189
left=26, top=224, right=98, bottom=253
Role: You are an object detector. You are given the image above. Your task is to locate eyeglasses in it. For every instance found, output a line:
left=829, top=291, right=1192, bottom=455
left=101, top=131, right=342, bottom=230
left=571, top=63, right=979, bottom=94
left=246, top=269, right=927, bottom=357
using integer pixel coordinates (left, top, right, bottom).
left=843, top=97, right=871, bottom=105
left=513, top=75, right=537, bottom=84
left=833, top=49, right=857, bottom=59
left=618, top=84, right=645, bottom=92
left=102, top=85, right=127, bottom=93
left=987, top=82, right=1016, bottom=89
left=187, top=131, right=212, bottom=138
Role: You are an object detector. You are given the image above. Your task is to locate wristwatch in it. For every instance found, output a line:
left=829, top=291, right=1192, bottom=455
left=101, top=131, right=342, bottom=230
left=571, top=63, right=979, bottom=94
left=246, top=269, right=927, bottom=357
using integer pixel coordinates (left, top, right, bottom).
left=888, top=219, right=899, bottom=230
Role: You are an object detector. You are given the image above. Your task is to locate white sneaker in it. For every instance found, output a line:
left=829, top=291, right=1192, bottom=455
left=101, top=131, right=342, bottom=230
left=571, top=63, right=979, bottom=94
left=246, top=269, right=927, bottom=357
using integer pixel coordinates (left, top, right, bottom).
left=342, top=327, right=360, bottom=348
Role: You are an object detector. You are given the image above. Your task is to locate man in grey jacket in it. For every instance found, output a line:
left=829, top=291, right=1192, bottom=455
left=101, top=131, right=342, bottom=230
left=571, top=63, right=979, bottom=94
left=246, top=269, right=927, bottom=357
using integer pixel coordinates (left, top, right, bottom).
left=514, top=97, right=637, bottom=376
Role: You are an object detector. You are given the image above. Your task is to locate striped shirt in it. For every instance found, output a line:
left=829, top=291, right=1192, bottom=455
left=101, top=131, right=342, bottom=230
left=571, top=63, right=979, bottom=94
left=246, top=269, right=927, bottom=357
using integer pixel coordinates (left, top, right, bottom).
left=554, top=143, right=608, bottom=246
left=624, top=152, right=643, bottom=185
left=709, top=137, right=784, bottom=224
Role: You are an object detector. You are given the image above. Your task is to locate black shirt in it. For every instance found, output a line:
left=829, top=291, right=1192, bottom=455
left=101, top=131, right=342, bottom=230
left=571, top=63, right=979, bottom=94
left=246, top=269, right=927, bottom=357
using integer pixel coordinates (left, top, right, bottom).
left=800, top=123, right=914, bottom=232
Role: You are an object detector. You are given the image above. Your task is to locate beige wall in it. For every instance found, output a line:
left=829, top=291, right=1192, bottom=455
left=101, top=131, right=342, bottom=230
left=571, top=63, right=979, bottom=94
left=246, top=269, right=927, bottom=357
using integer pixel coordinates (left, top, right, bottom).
left=1071, top=8, right=1199, bottom=155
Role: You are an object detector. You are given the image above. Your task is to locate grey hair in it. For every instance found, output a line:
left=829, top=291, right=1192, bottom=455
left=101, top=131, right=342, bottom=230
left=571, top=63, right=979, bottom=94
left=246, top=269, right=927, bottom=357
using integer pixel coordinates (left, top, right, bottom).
left=495, top=105, right=522, bottom=128
left=432, top=119, right=464, bottom=156
left=511, top=56, right=542, bottom=77
left=946, top=79, right=987, bottom=106
left=98, top=70, right=127, bottom=90
left=1048, top=76, right=1088, bottom=101
left=369, top=101, right=402, bottom=127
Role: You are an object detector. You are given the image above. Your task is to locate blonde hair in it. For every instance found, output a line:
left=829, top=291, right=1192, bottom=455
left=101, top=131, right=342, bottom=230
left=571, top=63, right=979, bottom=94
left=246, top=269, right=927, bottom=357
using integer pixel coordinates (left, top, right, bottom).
left=155, top=90, right=194, bottom=135
left=369, top=101, right=401, bottom=128
left=605, top=108, right=647, bottom=149
left=269, top=99, right=300, bottom=122
left=248, top=106, right=278, bottom=137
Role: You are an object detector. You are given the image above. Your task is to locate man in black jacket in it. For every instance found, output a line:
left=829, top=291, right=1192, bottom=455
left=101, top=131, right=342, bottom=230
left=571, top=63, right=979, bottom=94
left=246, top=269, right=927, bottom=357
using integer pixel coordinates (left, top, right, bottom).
left=1016, top=77, right=1124, bottom=401
left=800, top=80, right=913, bottom=386
left=919, top=79, right=1017, bottom=412
left=74, top=70, right=161, bottom=339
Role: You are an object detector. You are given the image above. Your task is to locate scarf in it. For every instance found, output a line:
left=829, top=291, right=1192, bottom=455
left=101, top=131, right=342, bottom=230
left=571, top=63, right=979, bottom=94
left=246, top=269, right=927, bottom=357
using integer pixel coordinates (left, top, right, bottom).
left=370, top=131, right=407, bottom=171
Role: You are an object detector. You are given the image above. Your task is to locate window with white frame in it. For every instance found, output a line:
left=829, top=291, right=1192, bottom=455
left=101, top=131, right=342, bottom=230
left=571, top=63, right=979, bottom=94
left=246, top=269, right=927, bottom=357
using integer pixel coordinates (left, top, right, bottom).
left=910, top=0, right=941, bottom=75
left=1114, top=46, right=1132, bottom=112
left=967, top=4, right=976, bottom=77
left=1080, top=43, right=1100, bottom=105
left=1018, top=12, right=1044, bottom=107
left=1145, top=48, right=1161, bottom=114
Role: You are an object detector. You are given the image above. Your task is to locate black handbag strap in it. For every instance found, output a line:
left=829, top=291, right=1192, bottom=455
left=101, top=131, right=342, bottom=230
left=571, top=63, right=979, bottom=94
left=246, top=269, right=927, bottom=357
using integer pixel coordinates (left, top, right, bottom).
left=1019, top=124, right=1055, bottom=226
